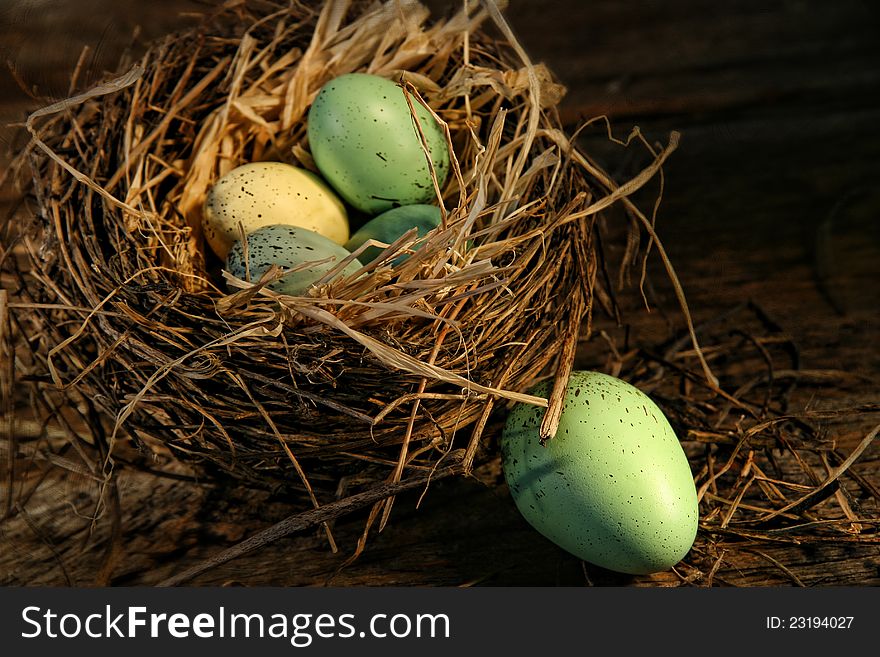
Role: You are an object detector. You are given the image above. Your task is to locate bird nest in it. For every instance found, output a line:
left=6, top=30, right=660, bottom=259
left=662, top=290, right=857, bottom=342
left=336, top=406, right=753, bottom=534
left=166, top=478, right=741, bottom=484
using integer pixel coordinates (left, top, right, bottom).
left=6, top=0, right=684, bottom=502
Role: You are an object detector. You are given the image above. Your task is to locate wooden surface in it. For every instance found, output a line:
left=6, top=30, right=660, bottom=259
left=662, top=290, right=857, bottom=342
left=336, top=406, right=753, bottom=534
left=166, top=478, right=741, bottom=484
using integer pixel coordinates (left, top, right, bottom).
left=1, top=0, right=878, bottom=586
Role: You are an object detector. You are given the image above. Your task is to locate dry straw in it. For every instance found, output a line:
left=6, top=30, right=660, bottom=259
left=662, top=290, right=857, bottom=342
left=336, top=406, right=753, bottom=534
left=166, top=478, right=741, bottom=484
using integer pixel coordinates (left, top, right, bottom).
left=4, top=0, right=876, bottom=584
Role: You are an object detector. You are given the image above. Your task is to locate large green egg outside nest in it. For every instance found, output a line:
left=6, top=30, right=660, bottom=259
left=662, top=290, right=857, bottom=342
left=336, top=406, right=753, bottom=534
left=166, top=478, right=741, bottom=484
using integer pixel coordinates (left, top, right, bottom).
left=501, top=371, right=699, bottom=575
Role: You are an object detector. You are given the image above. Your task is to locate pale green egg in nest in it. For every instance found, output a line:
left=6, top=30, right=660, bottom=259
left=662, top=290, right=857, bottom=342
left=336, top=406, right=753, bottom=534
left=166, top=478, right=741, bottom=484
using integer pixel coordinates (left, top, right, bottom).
left=307, top=73, right=450, bottom=215
left=345, top=204, right=441, bottom=265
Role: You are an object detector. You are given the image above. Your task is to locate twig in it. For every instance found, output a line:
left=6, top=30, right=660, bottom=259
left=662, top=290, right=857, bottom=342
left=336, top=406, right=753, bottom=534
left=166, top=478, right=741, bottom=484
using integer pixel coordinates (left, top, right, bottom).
left=157, top=454, right=465, bottom=587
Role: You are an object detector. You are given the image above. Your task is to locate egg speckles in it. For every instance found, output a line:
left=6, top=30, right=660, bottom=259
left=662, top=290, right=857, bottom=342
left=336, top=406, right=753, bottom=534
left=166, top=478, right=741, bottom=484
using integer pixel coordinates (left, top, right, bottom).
left=501, top=370, right=699, bottom=575
left=203, top=162, right=349, bottom=259
left=307, top=73, right=450, bottom=214
left=226, top=225, right=362, bottom=297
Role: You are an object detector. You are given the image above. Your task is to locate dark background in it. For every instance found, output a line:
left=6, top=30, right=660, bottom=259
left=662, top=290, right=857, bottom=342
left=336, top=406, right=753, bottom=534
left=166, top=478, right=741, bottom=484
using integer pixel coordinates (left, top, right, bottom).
left=1, top=1, right=878, bottom=586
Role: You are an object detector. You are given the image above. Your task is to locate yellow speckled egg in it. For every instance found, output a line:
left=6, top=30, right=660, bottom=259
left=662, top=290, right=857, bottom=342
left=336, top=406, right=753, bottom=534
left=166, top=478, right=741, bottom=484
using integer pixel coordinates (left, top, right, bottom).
left=501, top=371, right=699, bottom=575
left=203, top=162, right=349, bottom=259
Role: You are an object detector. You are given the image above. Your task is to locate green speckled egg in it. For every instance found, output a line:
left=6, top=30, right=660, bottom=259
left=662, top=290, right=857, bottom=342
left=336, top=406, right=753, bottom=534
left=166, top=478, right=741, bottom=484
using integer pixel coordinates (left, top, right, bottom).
left=226, top=224, right=362, bottom=296
left=203, top=162, right=349, bottom=259
left=307, top=73, right=450, bottom=214
left=345, top=204, right=441, bottom=265
left=501, top=370, right=699, bottom=575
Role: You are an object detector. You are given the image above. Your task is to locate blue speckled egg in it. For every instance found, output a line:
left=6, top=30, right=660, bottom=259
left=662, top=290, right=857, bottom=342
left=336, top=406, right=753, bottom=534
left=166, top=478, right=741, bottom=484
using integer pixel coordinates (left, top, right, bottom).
left=307, top=73, right=450, bottom=214
left=226, top=224, right=362, bottom=296
left=345, top=204, right=441, bottom=265
left=501, top=370, right=699, bottom=575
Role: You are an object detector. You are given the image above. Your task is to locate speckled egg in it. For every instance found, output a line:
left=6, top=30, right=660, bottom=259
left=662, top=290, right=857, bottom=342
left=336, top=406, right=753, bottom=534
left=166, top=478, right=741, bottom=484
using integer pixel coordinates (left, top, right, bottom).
left=501, top=370, right=699, bottom=575
left=226, top=224, right=362, bottom=296
left=345, top=204, right=441, bottom=265
left=203, top=162, right=349, bottom=259
left=307, top=73, right=450, bottom=214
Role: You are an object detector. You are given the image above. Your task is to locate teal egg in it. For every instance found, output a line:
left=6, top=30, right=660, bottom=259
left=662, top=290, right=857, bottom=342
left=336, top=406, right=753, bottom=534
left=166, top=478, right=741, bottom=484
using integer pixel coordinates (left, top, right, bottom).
left=307, top=73, right=450, bottom=214
left=501, top=371, right=699, bottom=575
left=345, top=204, right=441, bottom=265
left=226, top=224, right=362, bottom=296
